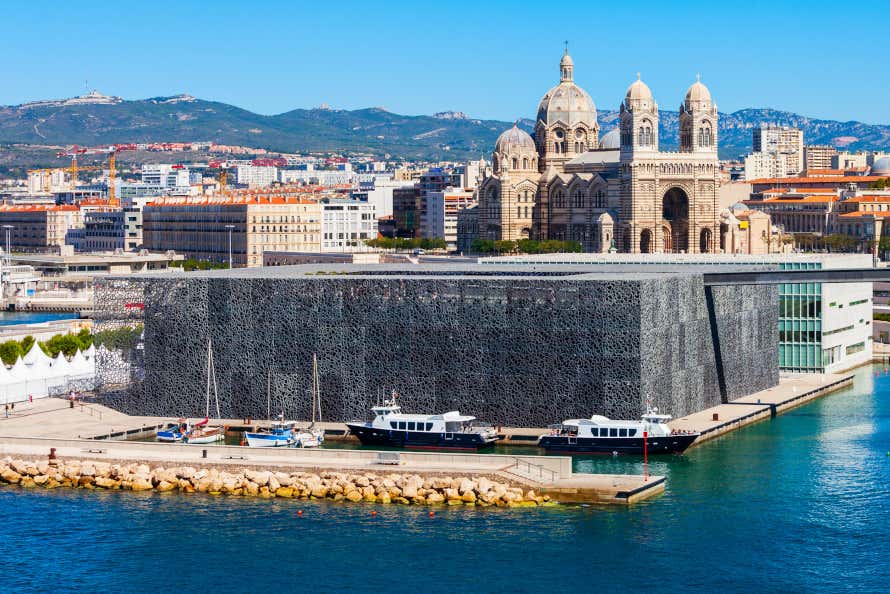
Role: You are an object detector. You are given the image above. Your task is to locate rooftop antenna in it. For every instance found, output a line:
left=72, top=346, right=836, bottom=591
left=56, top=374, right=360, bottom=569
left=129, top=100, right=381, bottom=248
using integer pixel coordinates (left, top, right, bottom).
left=84, top=79, right=89, bottom=94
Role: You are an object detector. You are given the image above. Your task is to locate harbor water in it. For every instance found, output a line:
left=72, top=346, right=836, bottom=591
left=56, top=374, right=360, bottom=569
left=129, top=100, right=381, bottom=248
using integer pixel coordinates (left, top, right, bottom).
left=2, top=365, right=889, bottom=592
left=0, top=312, right=78, bottom=326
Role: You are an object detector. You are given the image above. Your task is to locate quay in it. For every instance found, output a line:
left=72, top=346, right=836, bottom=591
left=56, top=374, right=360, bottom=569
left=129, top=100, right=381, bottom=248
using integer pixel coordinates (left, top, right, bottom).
left=0, top=400, right=662, bottom=505
left=669, top=372, right=855, bottom=445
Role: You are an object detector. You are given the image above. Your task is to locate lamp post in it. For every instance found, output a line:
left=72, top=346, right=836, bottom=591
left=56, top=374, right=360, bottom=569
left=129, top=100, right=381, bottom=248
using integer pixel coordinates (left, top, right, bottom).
left=1, top=225, right=12, bottom=305
left=225, top=224, right=235, bottom=269
left=2, top=225, right=12, bottom=266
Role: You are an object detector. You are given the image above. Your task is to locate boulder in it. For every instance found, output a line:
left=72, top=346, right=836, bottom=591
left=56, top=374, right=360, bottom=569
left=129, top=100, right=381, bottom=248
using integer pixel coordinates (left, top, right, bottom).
left=268, top=475, right=281, bottom=493
left=458, top=478, right=475, bottom=495
left=401, top=483, right=418, bottom=499
left=33, top=474, right=49, bottom=486
left=1, top=469, right=21, bottom=484
left=461, top=491, right=477, bottom=503
left=157, top=480, right=176, bottom=493
left=131, top=478, right=153, bottom=492
left=275, top=487, right=294, bottom=498
left=345, top=490, right=363, bottom=503
left=425, top=491, right=444, bottom=504
left=95, top=477, right=120, bottom=489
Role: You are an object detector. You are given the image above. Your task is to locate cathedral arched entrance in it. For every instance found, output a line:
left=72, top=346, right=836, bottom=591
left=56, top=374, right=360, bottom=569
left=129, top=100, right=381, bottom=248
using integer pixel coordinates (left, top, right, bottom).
left=662, top=187, right=690, bottom=253
left=662, top=224, right=672, bottom=252
left=699, top=228, right=712, bottom=253
left=639, top=229, right=652, bottom=253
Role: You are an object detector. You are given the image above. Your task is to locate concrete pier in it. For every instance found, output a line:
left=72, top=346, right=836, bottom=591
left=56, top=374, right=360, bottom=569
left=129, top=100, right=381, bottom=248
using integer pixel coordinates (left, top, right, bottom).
left=669, top=372, right=854, bottom=446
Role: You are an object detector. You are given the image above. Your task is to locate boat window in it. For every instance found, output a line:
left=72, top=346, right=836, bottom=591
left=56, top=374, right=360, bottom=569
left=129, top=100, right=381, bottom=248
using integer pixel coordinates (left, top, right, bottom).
left=445, top=421, right=461, bottom=432
left=609, top=428, right=618, bottom=437
left=390, top=422, right=397, bottom=429
left=425, top=423, right=432, bottom=431
left=590, top=428, right=599, bottom=437
left=398, top=421, right=406, bottom=430
left=628, top=429, right=637, bottom=437
left=619, top=428, right=628, bottom=437
left=407, top=422, right=416, bottom=431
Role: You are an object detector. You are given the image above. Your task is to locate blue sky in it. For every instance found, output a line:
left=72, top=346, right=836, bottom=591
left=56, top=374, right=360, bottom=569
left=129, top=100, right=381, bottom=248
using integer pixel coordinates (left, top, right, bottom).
left=1, top=0, right=886, bottom=124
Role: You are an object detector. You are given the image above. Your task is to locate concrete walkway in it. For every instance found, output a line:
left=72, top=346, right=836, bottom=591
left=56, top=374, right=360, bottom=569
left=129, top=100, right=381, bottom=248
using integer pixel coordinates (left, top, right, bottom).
left=0, top=398, right=166, bottom=440
left=669, top=372, right=854, bottom=445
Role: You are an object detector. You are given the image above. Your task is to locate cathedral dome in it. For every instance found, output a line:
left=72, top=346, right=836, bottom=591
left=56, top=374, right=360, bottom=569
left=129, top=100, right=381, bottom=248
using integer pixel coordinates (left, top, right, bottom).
left=536, top=51, right=597, bottom=130
left=872, top=157, right=890, bottom=177
left=495, top=124, right=535, bottom=153
left=625, top=77, right=653, bottom=103
left=598, top=127, right=620, bottom=149
left=685, top=80, right=712, bottom=103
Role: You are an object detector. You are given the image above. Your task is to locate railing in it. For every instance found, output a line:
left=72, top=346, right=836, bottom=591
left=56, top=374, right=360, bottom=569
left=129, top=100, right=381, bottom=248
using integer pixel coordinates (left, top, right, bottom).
left=510, top=458, right=558, bottom=483
left=77, top=401, right=103, bottom=420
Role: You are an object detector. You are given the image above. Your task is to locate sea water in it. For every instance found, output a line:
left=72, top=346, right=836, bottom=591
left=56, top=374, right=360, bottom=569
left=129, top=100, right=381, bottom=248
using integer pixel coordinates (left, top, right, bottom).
left=2, top=365, right=888, bottom=592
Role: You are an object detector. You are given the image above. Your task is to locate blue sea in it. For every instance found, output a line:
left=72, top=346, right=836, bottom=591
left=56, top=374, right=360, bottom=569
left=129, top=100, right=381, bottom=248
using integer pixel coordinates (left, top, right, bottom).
left=2, top=365, right=889, bottom=593
left=0, top=312, right=78, bottom=326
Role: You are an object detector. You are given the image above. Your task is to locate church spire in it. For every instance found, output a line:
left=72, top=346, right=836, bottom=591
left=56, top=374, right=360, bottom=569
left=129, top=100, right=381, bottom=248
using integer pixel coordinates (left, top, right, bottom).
left=560, top=44, right=574, bottom=82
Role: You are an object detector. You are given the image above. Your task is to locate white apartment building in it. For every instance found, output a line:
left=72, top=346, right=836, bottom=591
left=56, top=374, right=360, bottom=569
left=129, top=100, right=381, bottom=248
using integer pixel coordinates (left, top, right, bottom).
left=141, top=165, right=192, bottom=188
left=424, top=187, right=476, bottom=250
left=321, top=200, right=377, bottom=252
left=746, top=125, right=804, bottom=180
left=351, top=177, right=414, bottom=218
left=236, top=165, right=278, bottom=188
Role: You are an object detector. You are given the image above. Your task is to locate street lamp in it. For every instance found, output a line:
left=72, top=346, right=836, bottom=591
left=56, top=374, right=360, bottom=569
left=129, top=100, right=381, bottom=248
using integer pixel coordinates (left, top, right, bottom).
left=225, top=224, right=235, bottom=268
left=2, top=225, right=12, bottom=266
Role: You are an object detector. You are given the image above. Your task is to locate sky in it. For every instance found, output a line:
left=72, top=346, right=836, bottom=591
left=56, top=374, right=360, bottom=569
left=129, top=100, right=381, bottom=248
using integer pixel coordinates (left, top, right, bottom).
left=1, top=0, right=886, bottom=124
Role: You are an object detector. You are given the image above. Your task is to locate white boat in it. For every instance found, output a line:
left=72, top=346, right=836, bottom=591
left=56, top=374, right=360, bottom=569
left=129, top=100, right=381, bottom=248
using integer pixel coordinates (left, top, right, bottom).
left=245, top=416, right=298, bottom=447
left=295, top=354, right=325, bottom=448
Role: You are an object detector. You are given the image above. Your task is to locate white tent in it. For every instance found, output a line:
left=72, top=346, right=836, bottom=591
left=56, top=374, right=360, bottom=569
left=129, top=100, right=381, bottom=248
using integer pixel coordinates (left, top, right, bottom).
left=70, top=348, right=93, bottom=376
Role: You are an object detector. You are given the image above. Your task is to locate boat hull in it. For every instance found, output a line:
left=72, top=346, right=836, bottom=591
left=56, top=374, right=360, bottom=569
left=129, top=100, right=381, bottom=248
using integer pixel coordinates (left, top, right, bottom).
left=185, top=431, right=225, bottom=444
left=346, top=424, right=496, bottom=451
left=156, top=430, right=183, bottom=443
left=245, top=432, right=293, bottom=448
left=537, top=433, right=698, bottom=455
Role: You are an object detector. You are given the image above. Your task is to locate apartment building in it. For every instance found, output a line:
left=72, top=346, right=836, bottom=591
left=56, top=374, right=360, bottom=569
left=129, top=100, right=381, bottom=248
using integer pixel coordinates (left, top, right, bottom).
left=0, top=205, right=83, bottom=252
left=424, top=187, right=476, bottom=250
left=320, top=199, right=377, bottom=252
left=745, top=125, right=804, bottom=180
left=143, top=197, right=322, bottom=267
left=804, top=145, right=838, bottom=171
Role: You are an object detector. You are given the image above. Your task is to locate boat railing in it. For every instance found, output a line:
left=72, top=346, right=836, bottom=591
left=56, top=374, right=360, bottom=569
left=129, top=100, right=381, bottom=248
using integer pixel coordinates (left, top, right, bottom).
left=510, top=458, right=558, bottom=483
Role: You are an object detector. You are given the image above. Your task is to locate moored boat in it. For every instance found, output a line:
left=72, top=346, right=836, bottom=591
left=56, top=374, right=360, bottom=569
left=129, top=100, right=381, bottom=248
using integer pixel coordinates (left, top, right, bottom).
left=346, top=396, right=498, bottom=451
left=184, top=417, right=225, bottom=444
left=245, top=418, right=297, bottom=447
left=538, top=407, right=699, bottom=455
left=157, top=419, right=189, bottom=442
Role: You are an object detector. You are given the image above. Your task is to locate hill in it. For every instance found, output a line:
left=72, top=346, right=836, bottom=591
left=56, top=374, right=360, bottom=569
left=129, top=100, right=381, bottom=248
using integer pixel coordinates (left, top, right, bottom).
left=1, top=92, right=888, bottom=161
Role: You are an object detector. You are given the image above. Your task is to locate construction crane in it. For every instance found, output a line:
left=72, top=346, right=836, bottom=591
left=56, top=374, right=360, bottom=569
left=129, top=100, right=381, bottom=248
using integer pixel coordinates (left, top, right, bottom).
left=209, top=161, right=230, bottom=196
left=57, top=144, right=133, bottom=206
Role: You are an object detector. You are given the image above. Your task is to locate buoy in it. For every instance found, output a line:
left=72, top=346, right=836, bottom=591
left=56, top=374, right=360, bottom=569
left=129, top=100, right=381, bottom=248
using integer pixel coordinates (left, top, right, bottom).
left=297, top=510, right=303, bottom=517
left=428, top=511, right=435, bottom=517
left=371, top=511, right=377, bottom=517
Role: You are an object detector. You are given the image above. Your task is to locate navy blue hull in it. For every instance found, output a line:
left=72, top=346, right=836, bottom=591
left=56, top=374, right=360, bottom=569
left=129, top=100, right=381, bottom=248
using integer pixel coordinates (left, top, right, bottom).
left=346, top=424, right=496, bottom=450
left=538, top=433, right=698, bottom=455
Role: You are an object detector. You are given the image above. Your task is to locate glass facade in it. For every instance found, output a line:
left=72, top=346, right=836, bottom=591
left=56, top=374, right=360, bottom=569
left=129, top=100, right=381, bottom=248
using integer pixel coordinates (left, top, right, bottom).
left=778, top=262, right=823, bottom=372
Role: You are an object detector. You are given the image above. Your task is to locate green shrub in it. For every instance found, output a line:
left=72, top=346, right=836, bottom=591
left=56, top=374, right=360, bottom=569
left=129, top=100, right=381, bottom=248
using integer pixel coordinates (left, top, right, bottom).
left=0, top=340, right=23, bottom=366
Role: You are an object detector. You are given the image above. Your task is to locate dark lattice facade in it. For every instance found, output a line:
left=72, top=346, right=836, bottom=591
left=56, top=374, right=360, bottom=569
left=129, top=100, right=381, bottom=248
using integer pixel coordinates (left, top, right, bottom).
left=94, top=266, right=778, bottom=427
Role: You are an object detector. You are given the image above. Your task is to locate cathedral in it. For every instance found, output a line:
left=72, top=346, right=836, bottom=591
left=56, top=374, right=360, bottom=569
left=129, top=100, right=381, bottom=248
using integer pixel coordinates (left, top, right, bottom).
left=477, top=49, right=721, bottom=254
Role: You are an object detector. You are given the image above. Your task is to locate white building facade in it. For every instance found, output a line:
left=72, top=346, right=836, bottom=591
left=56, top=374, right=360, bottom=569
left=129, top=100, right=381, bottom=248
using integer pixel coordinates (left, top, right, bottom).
left=321, top=200, right=377, bottom=252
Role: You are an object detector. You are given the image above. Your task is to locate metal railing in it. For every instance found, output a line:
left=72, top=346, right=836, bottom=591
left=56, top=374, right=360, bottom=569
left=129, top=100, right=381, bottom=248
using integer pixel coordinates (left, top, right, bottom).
left=77, top=402, right=103, bottom=420
left=510, top=458, right=558, bottom=483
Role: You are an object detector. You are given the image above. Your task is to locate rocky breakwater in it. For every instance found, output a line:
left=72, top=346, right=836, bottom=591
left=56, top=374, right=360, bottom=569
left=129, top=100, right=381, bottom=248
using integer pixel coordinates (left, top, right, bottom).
left=0, top=457, right=553, bottom=507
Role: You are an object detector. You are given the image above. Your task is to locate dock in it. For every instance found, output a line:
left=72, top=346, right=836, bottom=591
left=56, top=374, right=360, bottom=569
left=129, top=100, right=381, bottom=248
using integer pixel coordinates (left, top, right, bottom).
left=0, top=399, right=662, bottom=504
left=669, top=372, right=854, bottom=445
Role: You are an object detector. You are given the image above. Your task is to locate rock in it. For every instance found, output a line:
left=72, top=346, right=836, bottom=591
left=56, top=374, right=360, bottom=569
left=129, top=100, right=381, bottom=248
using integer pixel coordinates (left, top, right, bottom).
left=268, top=475, right=281, bottom=493
left=131, top=478, right=153, bottom=492
left=401, top=483, right=418, bottom=499
left=378, top=493, right=391, bottom=504
left=461, top=491, right=477, bottom=503
left=275, top=472, right=293, bottom=487
left=275, top=487, right=294, bottom=498
left=258, top=486, right=273, bottom=498
left=425, top=491, right=444, bottom=504
left=94, top=477, right=120, bottom=489
left=525, top=490, right=537, bottom=501
left=345, top=490, right=363, bottom=503
left=1, top=469, right=21, bottom=484
left=310, top=485, right=329, bottom=498
left=355, top=475, right=370, bottom=488
left=78, top=476, right=94, bottom=488
left=444, top=488, right=460, bottom=501
left=33, top=474, right=49, bottom=486
left=458, top=478, right=475, bottom=495
left=477, top=477, right=493, bottom=494
left=245, top=481, right=259, bottom=496
left=157, top=480, right=176, bottom=493
left=20, top=477, right=36, bottom=488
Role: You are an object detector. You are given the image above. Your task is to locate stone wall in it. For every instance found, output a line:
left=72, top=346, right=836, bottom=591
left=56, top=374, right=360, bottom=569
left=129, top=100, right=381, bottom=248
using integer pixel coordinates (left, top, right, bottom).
left=94, top=272, right=778, bottom=426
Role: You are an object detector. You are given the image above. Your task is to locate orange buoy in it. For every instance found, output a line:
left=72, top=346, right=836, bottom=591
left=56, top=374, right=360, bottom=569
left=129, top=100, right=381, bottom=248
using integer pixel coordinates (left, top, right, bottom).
left=371, top=511, right=377, bottom=517
left=297, top=510, right=303, bottom=517
left=428, top=511, right=435, bottom=517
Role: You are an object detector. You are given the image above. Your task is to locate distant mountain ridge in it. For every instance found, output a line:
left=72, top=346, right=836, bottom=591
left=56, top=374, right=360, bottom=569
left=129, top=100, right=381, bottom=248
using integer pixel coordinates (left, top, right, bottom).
left=1, top=92, right=888, bottom=161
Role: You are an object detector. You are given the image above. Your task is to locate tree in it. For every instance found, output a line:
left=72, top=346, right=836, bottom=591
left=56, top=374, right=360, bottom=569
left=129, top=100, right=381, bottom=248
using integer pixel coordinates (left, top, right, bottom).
left=0, top=340, right=23, bottom=366
left=19, top=335, right=35, bottom=355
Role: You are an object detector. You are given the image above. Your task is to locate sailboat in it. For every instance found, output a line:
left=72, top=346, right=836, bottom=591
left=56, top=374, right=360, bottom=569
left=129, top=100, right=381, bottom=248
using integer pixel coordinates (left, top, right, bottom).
left=293, top=354, right=325, bottom=448
left=184, top=338, right=225, bottom=444
left=244, top=369, right=297, bottom=447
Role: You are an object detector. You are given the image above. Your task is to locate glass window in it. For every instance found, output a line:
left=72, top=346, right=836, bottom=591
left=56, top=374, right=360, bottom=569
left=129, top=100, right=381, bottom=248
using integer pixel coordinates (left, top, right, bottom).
left=628, top=429, right=637, bottom=437
left=390, top=422, right=397, bottom=429
left=426, top=423, right=433, bottom=431
left=609, top=428, right=618, bottom=437
left=398, top=421, right=406, bottom=430
left=407, top=422, right=415, bottom=431
left=619, top=428, right=628, bottom=437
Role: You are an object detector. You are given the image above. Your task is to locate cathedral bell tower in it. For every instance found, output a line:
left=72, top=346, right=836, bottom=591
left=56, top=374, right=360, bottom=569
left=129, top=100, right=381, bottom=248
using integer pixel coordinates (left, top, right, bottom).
left=619, top=74, right=659, bottom=157
left=679, top=76, right=718, bottom=154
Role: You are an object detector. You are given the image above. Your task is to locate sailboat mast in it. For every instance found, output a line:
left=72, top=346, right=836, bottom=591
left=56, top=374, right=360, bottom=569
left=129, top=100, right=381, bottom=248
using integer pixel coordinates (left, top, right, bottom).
left=266, top=368, right=271, bottom=422
left=205, top=338, right=212, bottom=419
